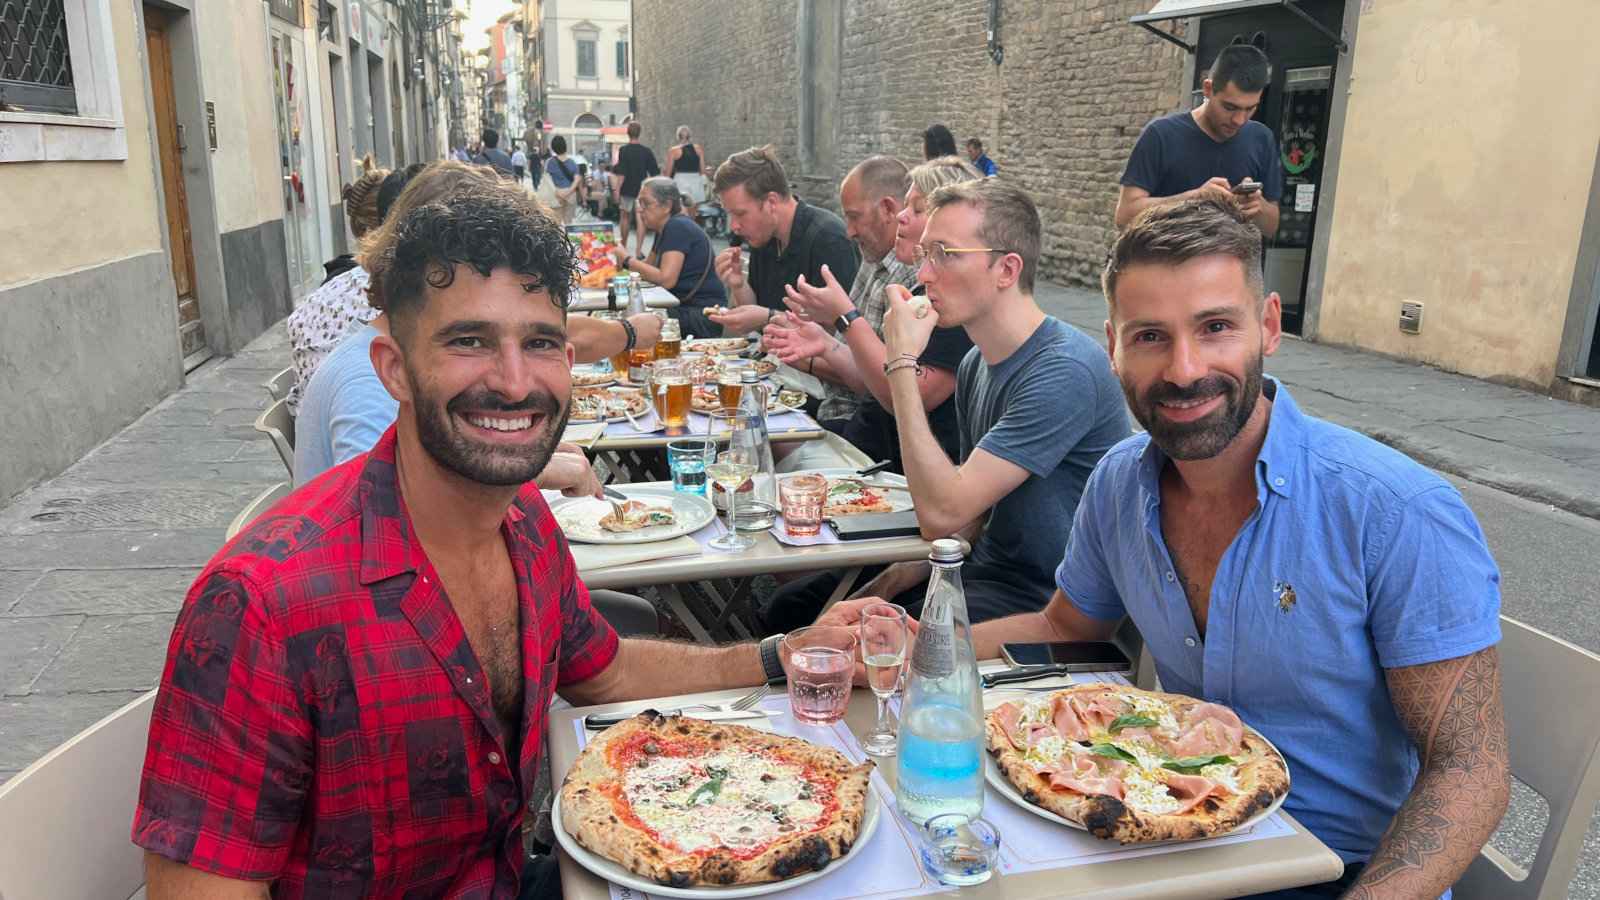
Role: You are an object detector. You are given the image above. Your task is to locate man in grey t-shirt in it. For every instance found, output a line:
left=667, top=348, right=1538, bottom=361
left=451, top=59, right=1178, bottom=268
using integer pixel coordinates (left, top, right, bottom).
left=759, top=179, right=1126, bottom=630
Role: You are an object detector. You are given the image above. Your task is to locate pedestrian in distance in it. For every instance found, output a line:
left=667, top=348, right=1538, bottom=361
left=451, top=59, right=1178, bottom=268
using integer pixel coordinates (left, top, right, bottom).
left=666, top=125, right=711, bottom=211
left=922, top=123, right=957, bottom=160
left=511, top=143, right=528, bottom=183
left=965, top=137, right=998, bottom=176
left=1116, top=43, right=1283, bottom=236
left=473, top=127, right=515, bottom=178
left=613, top=121, right=661, bottom=257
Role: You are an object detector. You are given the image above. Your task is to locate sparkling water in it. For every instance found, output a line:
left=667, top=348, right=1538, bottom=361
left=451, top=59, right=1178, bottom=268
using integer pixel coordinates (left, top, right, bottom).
left=671, top=457, right=707, bottom=494
left=896, top=704, right=984, bottom=825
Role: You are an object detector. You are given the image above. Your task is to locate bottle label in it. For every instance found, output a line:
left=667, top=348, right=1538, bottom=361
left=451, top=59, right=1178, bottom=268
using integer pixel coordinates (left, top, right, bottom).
left=910, top=623, right=955, bottom=679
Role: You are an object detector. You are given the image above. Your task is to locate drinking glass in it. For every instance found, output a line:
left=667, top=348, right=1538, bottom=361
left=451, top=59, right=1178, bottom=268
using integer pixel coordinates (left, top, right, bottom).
left=652, top=358, right=692, bottom=429
left=779, top=473, right=828, bottom=536
left=705, top=435, right=756, bottom=552
left=666, top=439, right=712, bottom=494
left=782, top=626, right=857, bottom=725
left=858, top=602, right=909, bottom=756
left=655, top=318, right=682, bottom=360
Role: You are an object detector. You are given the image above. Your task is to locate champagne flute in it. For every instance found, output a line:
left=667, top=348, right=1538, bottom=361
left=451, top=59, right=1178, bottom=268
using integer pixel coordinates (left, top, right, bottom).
left=859, top=602, right=910, bottom=756
left=705, top=442, right=756, bottom=552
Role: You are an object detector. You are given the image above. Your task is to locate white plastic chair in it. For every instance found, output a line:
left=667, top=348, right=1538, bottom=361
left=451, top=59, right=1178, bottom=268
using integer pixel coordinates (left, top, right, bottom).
left=225, top=481, right=292, bottom=541
left=262, top=366, right=294, bottom=402
left=253, top=398, right=295, bottom=478
left=0, top=690, right=156, bottom=900
left=1455, top=616, right=1600, bottom=899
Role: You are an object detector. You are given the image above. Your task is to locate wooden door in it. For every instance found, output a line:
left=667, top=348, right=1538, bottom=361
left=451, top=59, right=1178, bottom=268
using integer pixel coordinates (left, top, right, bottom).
left=144, top=8, right=206, bottom=360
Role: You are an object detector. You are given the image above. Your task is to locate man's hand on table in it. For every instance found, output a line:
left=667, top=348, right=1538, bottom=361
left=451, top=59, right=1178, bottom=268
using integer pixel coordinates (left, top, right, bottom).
left=762, top=314, right=832, bottom=365
left=536, top=450, right=604, bottom=498
left=782, top=266, right=853, bottom=323
left=707, top=303, right=772, bottom=335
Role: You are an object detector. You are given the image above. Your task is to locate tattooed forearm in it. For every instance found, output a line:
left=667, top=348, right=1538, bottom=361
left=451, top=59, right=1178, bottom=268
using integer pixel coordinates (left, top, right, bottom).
left=1342, top=647, right=1510, bottom=899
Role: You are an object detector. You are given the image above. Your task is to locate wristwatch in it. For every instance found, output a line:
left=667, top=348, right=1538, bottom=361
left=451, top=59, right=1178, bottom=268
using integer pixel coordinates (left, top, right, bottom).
left=834, top=308, right=863, bottom=334
left=758, top=633, right=787, bottom=684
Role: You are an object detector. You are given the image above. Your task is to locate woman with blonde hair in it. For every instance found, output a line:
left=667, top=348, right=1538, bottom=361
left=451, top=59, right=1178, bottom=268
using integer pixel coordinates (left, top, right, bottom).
left=665, top=125, right=710, bottom=208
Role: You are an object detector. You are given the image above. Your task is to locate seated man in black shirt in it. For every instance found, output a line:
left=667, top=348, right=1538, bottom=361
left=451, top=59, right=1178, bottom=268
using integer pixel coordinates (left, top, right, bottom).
left=1115, top=44, right=1283, bottom=237
left=764, top=156, right=983, bottom=471
left=708, top=146, right=859, bottom=335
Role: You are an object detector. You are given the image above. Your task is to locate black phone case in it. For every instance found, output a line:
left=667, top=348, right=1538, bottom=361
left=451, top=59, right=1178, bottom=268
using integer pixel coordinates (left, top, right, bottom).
left=828, top=510, right=922, bottom=540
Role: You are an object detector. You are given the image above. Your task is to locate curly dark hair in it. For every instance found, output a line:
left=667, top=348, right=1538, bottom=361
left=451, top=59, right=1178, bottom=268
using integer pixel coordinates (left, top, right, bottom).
left=366, top=185, right=576, bottom=338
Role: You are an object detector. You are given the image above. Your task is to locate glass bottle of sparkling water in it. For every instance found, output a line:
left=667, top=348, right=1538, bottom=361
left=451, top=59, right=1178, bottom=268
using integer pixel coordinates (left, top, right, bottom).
left=626, top=271, right=646, bottom=316
left=895, top=539, right=985, bottom=825
left=732, top=370, right=778, bottom=531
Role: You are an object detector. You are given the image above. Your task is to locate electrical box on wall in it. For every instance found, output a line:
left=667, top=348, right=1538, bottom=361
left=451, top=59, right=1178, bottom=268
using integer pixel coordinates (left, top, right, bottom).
left=1399, top=301, right=1423, bottom=334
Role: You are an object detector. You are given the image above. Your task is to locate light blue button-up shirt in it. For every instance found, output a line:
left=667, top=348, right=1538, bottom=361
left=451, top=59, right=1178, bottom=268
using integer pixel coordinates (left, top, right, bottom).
left=1056, top=379, right=1501, bottom=866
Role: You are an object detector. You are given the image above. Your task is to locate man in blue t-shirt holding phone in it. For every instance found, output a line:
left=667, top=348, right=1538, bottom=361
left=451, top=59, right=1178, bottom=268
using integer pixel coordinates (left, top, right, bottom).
left=1116, top=44, right=1283, bottom=238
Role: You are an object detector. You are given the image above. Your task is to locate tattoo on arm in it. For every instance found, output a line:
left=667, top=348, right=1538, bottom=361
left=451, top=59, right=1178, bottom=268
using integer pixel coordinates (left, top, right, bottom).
left=1343, top=647, right=1510, bottom=899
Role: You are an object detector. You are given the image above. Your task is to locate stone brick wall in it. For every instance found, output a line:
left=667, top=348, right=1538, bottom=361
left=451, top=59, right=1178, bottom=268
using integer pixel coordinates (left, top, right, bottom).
left=633, top=0, right=1187, bottom=289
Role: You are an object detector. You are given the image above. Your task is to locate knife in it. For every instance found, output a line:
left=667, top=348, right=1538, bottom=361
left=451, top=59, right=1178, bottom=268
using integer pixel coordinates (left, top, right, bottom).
left=855, top=460, right=892, bottom=477
left=981, top=663, right=1126, bottom=689
left=602, top=485, right=629, bottom=503
left=583, top=709, right=768, bottom=730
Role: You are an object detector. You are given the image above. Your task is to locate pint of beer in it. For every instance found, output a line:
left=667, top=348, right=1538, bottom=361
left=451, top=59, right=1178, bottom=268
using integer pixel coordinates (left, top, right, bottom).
left=655, top=319, right=682, bottom=360
left=654, top=359, right=691, bottom=428
left=717, top=372, right=743, bottom=410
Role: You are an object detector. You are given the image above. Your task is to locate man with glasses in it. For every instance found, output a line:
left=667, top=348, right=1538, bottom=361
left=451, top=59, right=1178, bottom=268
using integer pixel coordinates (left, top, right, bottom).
left=1115, top=44, right=1282, bottom=237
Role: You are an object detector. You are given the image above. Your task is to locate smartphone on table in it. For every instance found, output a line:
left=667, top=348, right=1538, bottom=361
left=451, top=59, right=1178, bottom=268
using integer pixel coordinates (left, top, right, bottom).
left=999, top=641, right=1133, bottom=672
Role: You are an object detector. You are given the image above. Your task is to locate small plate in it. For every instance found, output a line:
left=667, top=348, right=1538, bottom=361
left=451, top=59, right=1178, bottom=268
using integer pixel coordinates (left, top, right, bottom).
left=551, top=486, right=715, bottom=544
left=553, top=779, right=881, bottom=898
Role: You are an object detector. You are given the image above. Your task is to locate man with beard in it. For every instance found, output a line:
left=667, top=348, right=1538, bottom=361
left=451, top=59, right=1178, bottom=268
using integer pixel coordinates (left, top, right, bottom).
left=768, top=178, right=1128, bottom=632
left=707, top=145, right=859, bottom=335
left=134, top=183, right=775, bottom=899
left=824, top=198, right=1510, bottom=899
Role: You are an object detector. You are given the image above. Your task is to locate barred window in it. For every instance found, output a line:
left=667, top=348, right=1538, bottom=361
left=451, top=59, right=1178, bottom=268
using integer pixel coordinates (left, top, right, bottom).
left=0, top=0, right=77, bottom=114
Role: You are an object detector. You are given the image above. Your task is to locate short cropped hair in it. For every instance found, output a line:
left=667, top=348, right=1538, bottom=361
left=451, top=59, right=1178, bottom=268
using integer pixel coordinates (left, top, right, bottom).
left=965, top=138, right=984, bottom=153
left=1102, top=197, right=1264, bottom=308
left=926, top=178, right=1041, bottom=293
left=909, top=155, right=983, bottom=198
left=481, top=127, right=500, bottom=149
left=1209, top=44, right=1271, bottom=94
left=362, top=165, right=569, bottom=333
left=922, top=124, right=957, bottom=159
left=713, top=145, right=792, bottom=201
left=627, top=121, right=642, bottom=139
left=847, top=155, right=910, bottom=203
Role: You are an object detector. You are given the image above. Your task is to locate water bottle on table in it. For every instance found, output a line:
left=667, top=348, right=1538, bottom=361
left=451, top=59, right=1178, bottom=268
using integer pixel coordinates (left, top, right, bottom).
left=895, top=538, right=985, bottom=825
left=731, top=370, right=777, bottom=531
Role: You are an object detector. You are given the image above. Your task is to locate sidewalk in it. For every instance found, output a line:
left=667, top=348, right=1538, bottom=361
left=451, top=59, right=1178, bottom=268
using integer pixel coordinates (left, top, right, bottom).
left=4, top=287, right=1599, bottom=783
left=1035, top=283, right=1600, bottom=520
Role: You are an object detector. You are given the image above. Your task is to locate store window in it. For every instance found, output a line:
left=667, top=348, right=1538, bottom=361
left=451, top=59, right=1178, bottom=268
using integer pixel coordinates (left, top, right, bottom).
left=576, top=38, right=596, bottom=78
left=0, top=0, right=77, bottom=114
left=616, top=40, right=628, bottom=78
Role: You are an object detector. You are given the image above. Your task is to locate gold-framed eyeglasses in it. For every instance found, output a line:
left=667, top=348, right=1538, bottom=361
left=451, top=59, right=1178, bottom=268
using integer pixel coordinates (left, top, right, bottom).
left=912, top=241, right=1011, bottom=269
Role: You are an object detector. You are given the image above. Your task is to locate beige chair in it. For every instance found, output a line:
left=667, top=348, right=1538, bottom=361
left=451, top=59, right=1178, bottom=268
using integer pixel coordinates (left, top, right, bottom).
left=253, top=397, right=295, bottom=478
left=0, top=690, right=156, bottom=900
left=263, top=365, right=294, bottom=402
left=1455, top=616, right=1600, bottom=900
left=225, top=480, right=292, bottom=540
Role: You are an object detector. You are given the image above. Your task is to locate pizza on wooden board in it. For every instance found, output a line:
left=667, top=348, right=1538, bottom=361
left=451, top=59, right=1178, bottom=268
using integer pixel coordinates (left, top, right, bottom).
left=561, top=712, right=875, bottom=887
left=985, top=683, right=1289, bottom=842
left=822, top=478, right=895, bottom=516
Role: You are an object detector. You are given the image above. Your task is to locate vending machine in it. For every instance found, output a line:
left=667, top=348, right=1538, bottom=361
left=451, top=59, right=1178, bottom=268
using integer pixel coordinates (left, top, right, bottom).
left=1264, top=65, right=1333, bottom=332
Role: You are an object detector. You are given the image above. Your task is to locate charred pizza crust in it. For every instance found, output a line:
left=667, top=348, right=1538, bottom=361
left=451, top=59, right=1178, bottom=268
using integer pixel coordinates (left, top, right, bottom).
left=822, top=478, right=895, bottom=516
left=561, top=712, right=874, bottom=887
left=984, top=684, right=1289, bottom=843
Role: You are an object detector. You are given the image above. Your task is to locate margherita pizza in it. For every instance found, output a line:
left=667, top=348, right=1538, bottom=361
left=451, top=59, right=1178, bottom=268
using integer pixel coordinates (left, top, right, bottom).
left=822, top=478, right=895, bottom=516
left=571, top=386, right=650, bottom=422
left=691, top=386, right=807, bottom=414
left=986, top=683, right=1288, bottom=842
left=561, top=712, right=874, bottom=888
left=599, top=500, right=676, bottom=533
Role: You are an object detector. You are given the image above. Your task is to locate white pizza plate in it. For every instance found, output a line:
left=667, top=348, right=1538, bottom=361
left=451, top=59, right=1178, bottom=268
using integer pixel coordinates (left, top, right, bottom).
left=552, top=779, right=881, bottom=899
left=980, top=690, right=1290, bottom=839
left=684, top=337, right=756, bottom=355
left=570, top=386, right=652, bottom=423
left=551, top=486, right=716, bottom=544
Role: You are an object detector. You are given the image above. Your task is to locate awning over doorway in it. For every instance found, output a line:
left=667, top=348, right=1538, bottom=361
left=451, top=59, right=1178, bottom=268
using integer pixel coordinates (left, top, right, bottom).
left=1131, top=0, right=1347, bottom=54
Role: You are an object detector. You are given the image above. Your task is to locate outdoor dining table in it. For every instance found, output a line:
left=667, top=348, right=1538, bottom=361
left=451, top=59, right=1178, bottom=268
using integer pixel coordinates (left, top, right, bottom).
left=570, top=284, right=681, bottom=312
left=547, top=672, right=1346, bottom=900
left=564, top=410, right=827, bottom=484
left=564, top=478, right=948, bottom=643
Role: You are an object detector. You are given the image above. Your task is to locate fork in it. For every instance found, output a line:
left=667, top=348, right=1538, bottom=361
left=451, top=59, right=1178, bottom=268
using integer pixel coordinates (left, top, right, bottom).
left=583, top=683, right=771, bottom=729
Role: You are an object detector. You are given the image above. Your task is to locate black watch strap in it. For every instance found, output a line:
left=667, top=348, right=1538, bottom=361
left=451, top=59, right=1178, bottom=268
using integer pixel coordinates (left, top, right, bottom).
left=834, top=308, right=862, bottom=334
left=620, top=317, right=637, bottom=351
left=759, top=633, right=787, bottom=684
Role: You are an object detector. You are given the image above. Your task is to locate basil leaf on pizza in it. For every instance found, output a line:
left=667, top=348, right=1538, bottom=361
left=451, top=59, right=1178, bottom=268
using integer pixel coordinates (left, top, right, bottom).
left=986, top=684, right=1289, bottom=843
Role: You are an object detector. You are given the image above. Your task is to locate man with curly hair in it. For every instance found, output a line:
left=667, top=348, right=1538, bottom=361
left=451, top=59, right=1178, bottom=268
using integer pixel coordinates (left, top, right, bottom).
left=134, top=177, right=773, bottom=899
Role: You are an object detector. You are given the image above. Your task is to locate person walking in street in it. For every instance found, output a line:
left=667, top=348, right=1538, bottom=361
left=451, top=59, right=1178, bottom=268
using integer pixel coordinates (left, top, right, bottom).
left=511, top=143, right=528, bottom=183
left=922, top=123, right=957, bottom=160
left=133, top=175, right=777, bottom=899
left=542, top=135, right=581, bottom=224
left=708, top=145, right=860, bottom=335
left=667, top=125, right=710, bottom=210
left=613, top=121, right=660, bottom=256
left=612, top=176, right=727, bottom=338
left=1116, top=44, right=1283, bottom=236
left=474, top=127, right=515, bottom=178
left=966, top=137, right=998, bottom=176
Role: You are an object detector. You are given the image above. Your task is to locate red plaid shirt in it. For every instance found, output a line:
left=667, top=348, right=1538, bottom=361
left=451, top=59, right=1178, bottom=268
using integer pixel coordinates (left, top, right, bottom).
left=133, top=427, right=619, bottom=897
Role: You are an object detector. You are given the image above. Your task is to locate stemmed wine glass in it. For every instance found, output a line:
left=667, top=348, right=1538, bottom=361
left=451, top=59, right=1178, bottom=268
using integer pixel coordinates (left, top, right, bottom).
left=858, top=602, right=910, bottom=756
left=704, top=408, right=759, bottom=552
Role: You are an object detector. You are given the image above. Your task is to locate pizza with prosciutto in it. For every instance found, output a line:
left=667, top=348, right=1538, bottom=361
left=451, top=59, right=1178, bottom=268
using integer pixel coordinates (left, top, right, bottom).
left=985, top=683, right=1289, bottom=842
left=561, top=712, right=875, bottom=887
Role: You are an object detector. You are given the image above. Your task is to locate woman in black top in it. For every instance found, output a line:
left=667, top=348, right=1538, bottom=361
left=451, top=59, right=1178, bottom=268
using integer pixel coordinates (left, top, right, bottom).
left=666, top=125, right=710, bottom=210
left=611, top=177, right=727, bottom=338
